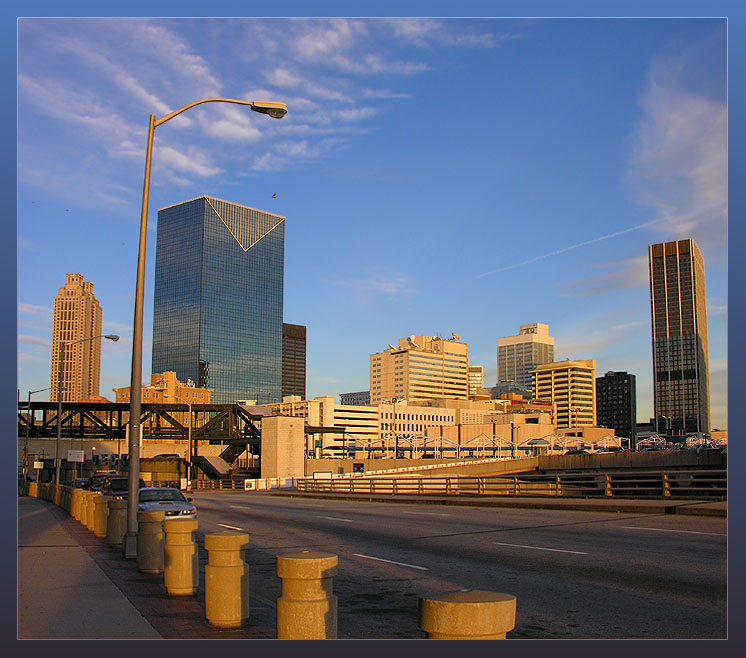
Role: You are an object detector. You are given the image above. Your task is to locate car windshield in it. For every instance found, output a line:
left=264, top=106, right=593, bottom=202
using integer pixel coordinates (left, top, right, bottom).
left=139, top=489, right=186, bottom=503
left=109, top=479, right=128, bottom=490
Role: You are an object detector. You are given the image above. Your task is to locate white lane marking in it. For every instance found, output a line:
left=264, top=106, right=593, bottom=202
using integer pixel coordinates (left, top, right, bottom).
left=620, top=526, right=727, bottom=537
left=318, top=515, right=354, bottom=523
left=229, top=505, right=251, bottom=509
left=217, top=523, right=243, bottom=531
left=353, top=553, right=429, bottom=570
left=401, top=511, right=451, bottom=517
left=493, top=541, right=588, bottom=555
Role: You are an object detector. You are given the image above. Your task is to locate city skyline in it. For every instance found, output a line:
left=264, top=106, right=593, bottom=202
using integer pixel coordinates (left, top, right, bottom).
left=17, top=17, right=728, bottom=428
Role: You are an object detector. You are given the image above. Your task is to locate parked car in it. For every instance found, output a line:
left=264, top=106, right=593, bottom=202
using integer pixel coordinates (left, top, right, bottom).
left=153, top=453, right=181, bottom=459
left=595, top=447, right=625, bottom=453
left=102, top=476, right=146, bottom=499
left=138, top=487, right=196, bottom=518
left=72, top=478, right=88, bottom=489
left=564, top=449, right=589, bottom=455
left=83, top=471, right=117, bottom=491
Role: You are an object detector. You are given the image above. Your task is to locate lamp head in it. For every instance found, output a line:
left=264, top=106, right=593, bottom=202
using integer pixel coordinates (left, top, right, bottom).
left=251, top=101, right=288, bottom=119
left=105, top=334, right=120, bottom=342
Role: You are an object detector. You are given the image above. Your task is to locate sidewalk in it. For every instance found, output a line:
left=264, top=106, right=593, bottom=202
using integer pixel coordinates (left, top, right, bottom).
left=17, top=495, right=277, bottom=640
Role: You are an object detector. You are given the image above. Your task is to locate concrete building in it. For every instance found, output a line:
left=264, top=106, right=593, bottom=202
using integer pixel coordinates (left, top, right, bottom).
left=370, top=334, right=469, bottom=404
left=649, top=239, right=711, bottom=435
left=497, top=323, right=555, bottom=392
left=50, top=273, right=103, bottom=402
left=468, top=365, right=484, bottom=397
left=532, top=359, right=596, bottom=429
left=282, top=323, right=306, bottom=400
left=112, top=371, right=212, bottom=404
left=152, top=196, right=285, bottom=404
left=340, top=391, right=371, bottom=406
left=596, top=371, right=637, bottom=443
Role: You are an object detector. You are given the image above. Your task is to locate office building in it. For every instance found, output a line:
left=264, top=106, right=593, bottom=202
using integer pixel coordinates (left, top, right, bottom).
left=467, top=365, right=484, bottom=397
left=152, top=196, right=285, bottom=404
left=50, top=273, right=103, bottom=402
left=649, top=239, right=711, bottom=434
left=112, top=371, right=212, bottom=404
left=596, top=371, right=637, bottom=443
left=370, top=334, right=469, bottom=404
left=282, top=323, right=306, bottom=400
left=340, top=391, right=371, bottom=406
left=532, top=359, right=596, bottom=428
left=497, top=323, right=555, bottom=391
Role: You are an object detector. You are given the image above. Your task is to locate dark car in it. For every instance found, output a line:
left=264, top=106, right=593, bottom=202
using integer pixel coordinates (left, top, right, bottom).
left=102, top=476, right=147, bottom=499
left=83, top=471, right=117, bottom=491
left=564, top=449, right=589, bottom=455
left=72, top=478, right=88, bottom=489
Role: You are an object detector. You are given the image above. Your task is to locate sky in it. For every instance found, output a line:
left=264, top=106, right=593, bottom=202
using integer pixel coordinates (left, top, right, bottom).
left=16, top=14, right=728, bottom=429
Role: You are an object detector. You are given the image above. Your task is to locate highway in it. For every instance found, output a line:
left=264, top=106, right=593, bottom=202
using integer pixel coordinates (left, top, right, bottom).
left=188, top=491, right=727, bottom=639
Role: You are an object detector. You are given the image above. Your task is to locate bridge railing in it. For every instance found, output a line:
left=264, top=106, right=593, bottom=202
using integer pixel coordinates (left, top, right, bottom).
left=296, top=469, right=726, bottom=499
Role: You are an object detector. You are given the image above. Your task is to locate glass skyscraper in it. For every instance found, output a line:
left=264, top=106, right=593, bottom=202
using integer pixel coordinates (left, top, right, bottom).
left=648, top=239, right=710, bottom=435
left=152, top=196, right=285, bottom=404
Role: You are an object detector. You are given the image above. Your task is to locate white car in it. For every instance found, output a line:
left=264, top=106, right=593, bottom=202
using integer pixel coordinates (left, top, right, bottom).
left=137, top=487, right=196, bottom=518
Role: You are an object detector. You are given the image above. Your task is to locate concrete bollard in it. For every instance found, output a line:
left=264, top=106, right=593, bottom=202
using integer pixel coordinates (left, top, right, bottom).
left=54, top=484, right=62, bottom=507
left=85, top=493, right=98, bottom=531
left=106, top=499, right=128, bottom=549
left=276, top=551, right=338, bottom=639
left=137, top=511, right=166, bottom=574
left=204, top=531, right=250, bottom=628
left=78, top=491, right=90, bottom=523
left=70, top=488, right=83, bottom=520
left=164, top=518, right=199, bottom=596
left=28, top=482, right=38, bottom=498
left=93, top=495, right=111, bottom=538
left=419, top=590, right=517, bottom=639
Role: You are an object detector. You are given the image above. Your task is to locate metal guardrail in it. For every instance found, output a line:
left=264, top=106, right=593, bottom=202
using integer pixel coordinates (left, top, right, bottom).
left=296, top=469, right=727, bottom=499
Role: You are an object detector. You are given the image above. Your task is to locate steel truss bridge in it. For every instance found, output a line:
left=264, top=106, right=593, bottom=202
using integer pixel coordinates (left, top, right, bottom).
left=18, top=402, right=263, bottom=459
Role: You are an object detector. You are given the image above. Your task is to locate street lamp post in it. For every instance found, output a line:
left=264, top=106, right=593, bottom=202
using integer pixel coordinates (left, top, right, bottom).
left=24, top=387, right=50, bottom=486
left=125, top=98, right=287, bottom=559
left=55, top=334, right=120, bottom=485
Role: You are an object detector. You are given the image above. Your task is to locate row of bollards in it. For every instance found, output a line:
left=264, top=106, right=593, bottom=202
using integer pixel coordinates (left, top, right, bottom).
left=25, top=482, right=517, bottom=639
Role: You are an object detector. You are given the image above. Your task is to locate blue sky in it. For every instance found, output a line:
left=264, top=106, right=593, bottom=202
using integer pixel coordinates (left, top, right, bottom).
left=17, top=15, right=728, bottom=429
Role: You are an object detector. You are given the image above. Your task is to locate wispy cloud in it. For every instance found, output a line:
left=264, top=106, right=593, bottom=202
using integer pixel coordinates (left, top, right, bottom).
left=558, top=255, right=649, bottom=298
left=336, top=271, right=416, bottom=305
left=18, top=334, right=51, bottom=348
left=19, top=303, right=52, bottom=319
left=628, top=50, right=726, bottom=252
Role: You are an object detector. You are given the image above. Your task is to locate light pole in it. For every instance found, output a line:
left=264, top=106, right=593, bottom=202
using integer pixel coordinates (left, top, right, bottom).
left=24, top=387, right=50, bottom=486
left=125, top=98, right=287, bottom=559
left=165, top=393, right=193, bottom=490
left=55, top=334, right=120, bottom=484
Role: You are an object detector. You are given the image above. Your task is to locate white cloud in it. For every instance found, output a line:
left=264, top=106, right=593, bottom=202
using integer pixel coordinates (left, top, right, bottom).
left=18, top=334, right=51, bottom=348
left=330, top=54, right=427, bottom=75
left=19, top=303, right=52, bottom=319
left=629, top=54, right=726, bottom=251
left=155, top=145, right=221, bottom=178
left=293, top=18, right=367, bottom=61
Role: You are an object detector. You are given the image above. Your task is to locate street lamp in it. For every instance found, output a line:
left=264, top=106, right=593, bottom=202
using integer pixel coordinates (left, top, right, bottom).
left=125, top=97, right=288, bottom=558
left=24, top=387, right=50, bottom=486
left=55, top=334, right=120, bottom=484
left=164, top=393, right=193, bottom=490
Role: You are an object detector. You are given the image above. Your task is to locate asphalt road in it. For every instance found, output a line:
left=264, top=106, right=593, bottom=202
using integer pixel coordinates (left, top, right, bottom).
left=187, top=491, right=727, bottom=640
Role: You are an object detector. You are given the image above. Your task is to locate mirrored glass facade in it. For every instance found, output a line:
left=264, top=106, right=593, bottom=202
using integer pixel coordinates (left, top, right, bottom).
left=152, top=196, right=285, bottom=404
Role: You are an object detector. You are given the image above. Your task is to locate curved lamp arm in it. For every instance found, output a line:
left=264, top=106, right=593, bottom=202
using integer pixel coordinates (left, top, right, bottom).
left=155, top=98, right=288, bottom=127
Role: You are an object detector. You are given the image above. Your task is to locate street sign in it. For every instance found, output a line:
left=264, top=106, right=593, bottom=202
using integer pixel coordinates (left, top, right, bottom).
left=67, top=450, right=85, bottom=463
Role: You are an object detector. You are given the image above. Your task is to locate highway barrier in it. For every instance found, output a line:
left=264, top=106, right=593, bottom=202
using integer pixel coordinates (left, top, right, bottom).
left=297, top=469, right=727, bottom=499
left=93, top=495, right=111, bottom=538
left=204, top=531, right=250, bottom=628
left=419, top=590, right=516, bottom=639
left=276, top=551, right=338, bottom=639
left=106, top=499, right=127, bottom=549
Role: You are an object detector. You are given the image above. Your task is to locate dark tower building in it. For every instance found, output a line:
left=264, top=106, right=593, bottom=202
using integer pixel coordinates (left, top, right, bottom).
left=282, top=322, right=306, bottom=399
left=596, top=371, right=637, bottom=445
left=152, top=196, right=285, bottom=404
left=648, top=239, right=710, bottom=435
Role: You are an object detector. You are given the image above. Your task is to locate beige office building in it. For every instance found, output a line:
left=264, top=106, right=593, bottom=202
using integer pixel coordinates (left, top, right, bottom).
left=112, top=371, right=213, bottom=404
left=532, top=359, right=596, bottom=428
left=50, top=273, right=103, bottom=402
left=370, top=335, right=469, bottom=404
left=498, top=323, right=555, bottom=391
left=468, top=365, right=484, bottom=397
